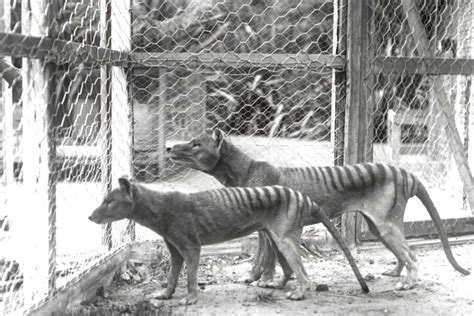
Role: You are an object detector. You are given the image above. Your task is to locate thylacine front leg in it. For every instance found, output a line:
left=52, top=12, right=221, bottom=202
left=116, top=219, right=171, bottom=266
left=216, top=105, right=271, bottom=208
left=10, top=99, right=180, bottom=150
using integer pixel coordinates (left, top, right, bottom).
left=179, top=246, right=201, bottom=305
left=154, top=240, right=183, bottom=300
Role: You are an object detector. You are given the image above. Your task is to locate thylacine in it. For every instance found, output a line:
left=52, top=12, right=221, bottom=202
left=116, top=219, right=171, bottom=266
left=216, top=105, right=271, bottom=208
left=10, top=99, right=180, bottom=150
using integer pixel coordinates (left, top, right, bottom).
left=89, top=177, right=369, bottom=305
left=169, top=129, right=470, bottom=290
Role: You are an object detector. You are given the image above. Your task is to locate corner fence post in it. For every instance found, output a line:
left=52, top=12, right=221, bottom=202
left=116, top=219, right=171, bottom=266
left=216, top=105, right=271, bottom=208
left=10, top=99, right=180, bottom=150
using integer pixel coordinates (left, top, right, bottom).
left=111, top=0, right=134, bottom=243
left=100, top=0, right=113, bottom=249
left=20, top=0, right=57, bottom=305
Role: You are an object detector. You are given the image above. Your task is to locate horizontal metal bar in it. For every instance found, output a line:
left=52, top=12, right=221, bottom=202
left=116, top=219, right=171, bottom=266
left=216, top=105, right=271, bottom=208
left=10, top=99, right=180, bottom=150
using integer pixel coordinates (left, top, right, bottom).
left=371, top=56, right=474, bottom=76
left=131, top=52, right=345, bottom=70
left=0, top=32, right=129, bottom=66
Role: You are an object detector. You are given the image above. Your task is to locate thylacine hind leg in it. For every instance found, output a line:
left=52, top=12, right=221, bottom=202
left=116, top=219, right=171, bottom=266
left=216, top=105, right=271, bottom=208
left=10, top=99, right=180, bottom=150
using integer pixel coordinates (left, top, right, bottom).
left=380, top=224, right=418, bottom=290
left=364, top=214, right=418, bottom=290
left=247, top=231, right=276, bottom=287
left=266, top=239, right=294, bottom=289
left=267, top=230, right=310, bottom=300
left=363, top=215, right=405, bottom=277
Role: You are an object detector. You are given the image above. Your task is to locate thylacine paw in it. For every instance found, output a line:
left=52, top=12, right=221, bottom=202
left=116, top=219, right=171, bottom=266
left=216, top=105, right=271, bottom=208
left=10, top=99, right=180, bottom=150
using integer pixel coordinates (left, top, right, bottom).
left=178, top=294, right=198, bottom=305
left=285, top=290, right=305, bottom=300
left=395, top=280, right=416, bottom=290
left=152, top=289, right=173, bottom=300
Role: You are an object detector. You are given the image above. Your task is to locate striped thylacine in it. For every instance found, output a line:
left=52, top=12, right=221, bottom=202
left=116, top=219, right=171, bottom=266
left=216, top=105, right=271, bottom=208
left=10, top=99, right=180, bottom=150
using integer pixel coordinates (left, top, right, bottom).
left=89, top=178, right=369, bottom=305
left=169, top=129, right=470, bottom=291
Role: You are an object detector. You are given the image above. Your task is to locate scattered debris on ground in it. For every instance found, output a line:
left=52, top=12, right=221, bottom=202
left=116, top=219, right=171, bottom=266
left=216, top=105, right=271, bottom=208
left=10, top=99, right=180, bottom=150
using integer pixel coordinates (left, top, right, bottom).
left=66, top=242, right=473, bottom=315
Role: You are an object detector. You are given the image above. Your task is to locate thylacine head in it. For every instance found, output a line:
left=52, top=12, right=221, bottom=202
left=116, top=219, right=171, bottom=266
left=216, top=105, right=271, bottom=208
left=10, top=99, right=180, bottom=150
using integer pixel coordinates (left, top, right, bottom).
left=168, top=129, right=234, bottom=172
left=89, top=177, right=134, bottom=224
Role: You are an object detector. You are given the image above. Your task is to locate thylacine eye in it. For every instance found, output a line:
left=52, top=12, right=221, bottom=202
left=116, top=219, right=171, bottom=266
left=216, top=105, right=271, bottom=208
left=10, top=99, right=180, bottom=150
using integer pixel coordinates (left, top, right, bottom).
left=193, top=143, right=200, bottom=148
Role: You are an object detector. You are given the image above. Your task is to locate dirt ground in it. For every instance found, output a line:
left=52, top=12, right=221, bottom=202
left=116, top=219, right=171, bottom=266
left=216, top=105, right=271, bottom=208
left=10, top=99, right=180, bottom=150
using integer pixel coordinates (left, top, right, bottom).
left=68, top=241, right=473, bottom=315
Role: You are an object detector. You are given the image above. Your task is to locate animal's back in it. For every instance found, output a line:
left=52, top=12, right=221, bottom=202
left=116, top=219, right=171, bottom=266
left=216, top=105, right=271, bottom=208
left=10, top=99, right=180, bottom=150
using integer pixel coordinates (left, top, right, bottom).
left=277, top=163, right=419, bottom=218
left=189, top=186, right=310, bottom=244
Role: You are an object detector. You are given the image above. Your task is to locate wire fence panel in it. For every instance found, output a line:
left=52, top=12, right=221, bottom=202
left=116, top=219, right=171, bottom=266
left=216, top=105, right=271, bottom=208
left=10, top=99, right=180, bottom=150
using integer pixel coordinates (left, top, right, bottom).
left=0, top=0, right=132, bottom=313
left=2, top=0, right=472, bottom=313
left=130, top=0, right=345, bottom=184
left=362, top=0, right=474, bottom=239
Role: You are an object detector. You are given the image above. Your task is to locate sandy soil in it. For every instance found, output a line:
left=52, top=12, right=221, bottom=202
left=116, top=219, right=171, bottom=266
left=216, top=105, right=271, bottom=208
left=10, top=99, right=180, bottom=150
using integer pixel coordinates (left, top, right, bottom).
left=67, top=241, right=474, bottom=315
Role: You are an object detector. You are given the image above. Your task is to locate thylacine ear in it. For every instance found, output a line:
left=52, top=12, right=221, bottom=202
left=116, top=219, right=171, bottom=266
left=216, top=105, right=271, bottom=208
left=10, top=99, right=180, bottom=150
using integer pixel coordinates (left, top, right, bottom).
left=212, top=128, right=227, bottom=152
left=118, top=176, right=132, bottom=196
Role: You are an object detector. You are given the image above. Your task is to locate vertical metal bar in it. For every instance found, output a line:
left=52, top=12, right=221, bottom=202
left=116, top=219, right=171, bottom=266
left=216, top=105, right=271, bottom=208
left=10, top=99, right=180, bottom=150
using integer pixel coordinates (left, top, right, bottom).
left=155, top=67, right=166, bottom=178
left=463, top=78, right=471, bottom=210
left=127, top=65, right=135, bottom=241
left=100, top=0, right=112, bottom=249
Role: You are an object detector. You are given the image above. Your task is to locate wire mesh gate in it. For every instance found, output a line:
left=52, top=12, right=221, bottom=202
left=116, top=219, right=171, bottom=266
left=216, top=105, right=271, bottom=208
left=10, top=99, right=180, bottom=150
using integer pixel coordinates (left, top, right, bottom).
left=359, top=0, right=474, bottom=240
left=0, top=0, right=473, bottom=314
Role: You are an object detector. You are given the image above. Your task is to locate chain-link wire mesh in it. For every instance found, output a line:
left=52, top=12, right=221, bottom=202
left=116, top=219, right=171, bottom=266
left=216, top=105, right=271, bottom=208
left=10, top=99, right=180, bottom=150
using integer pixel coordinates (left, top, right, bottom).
left=363, top=0, right=474, bottom=239
left=0, top=0, right=133, bottom=313
left=130, top=0, right=344, bottom=185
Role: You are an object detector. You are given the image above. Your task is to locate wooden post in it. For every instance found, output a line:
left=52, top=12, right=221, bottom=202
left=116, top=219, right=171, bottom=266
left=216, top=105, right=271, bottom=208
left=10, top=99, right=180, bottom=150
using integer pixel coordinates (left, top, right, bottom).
left=21, top=0, right=57, bottom=304
left=100, top=0, right=113, bottom=249
left=331, top=0, right=346, bottom=167
left=342, top=0, right=371, bottom=247
left=111, top=0, right=134, bottom=242
left=401, top=0, right=474, bottom=209
left=329, top=0, right=346, bottom=248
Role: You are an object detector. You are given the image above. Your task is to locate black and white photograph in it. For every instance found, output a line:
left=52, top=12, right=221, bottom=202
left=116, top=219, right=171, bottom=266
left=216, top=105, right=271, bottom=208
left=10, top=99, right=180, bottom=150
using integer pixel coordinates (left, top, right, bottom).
left=0, top=0, right=473, bottom=314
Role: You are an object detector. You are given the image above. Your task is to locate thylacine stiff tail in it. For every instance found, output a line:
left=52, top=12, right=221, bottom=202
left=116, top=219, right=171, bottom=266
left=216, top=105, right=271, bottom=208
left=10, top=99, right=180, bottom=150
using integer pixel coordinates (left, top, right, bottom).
left=304, top=196, right=370, bottom=293
left=413, top=180, right=470, bottom=275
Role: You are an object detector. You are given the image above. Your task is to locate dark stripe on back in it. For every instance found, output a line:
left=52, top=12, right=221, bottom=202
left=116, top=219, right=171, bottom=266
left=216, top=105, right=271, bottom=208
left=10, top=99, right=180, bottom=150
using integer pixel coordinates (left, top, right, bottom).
left=352, top=164, right=367, bottom=187
left=375, top=163, right=387, bottom=183
left=410, top=173, right=418, bottom=196
left=324, top=166, right=339, bottom=191
left=334, top=166, right=346, bottom=189
left=273, top=186, right=282, bottom=206
left=364, top=163, right=376, bottom=185
left=400, top=169, right=409, bottom=198
left=343, top=166, right=357, bottom=187
left=242, top=188, right=255, bottom=210
left=388, top=165, right=399, bottom=209
left=234, top=188, right=248, bottom=210
left=221, top=189, right=234, bottom=207
left=306, top=167, right=316, bottom=183
left=262, top=187, right=273, bottom=208
left=253, top=188, right=264, bottom=209
left=317, top=167, right=329, bottom=189
left=213, top=190, right=225, bottom=205
left=228, top=188, right=241, bottom=210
